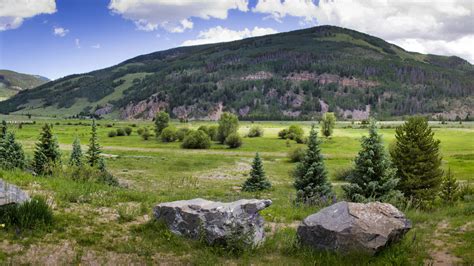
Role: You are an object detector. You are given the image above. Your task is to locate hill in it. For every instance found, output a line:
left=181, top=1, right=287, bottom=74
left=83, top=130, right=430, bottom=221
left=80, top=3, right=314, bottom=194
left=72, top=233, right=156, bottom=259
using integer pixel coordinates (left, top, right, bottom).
left=0, top=26, right=473, bottom=120
left=0, top=70, right=49, bottom=101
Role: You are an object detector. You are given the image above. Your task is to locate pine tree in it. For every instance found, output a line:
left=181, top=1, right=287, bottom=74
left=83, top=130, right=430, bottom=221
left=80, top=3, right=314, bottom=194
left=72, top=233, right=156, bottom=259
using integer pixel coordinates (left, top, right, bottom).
left=33, top=123, right=61, bottom=175
left=86, top=120, right=102, bottom=167
left=294, top=125, right=334, bottom=204
left=242, top=153, right=271, bottom=192
left=0, top=120, right=7, bottom=139
left=439, top=169, right=459, bottom=203
left=69, top=137, right=83, bottom=167
left=0, top=132, right=26, bottom=170
left=390, top=116, right=443, bottom=201
left=343, top=120, right=401, bottom=202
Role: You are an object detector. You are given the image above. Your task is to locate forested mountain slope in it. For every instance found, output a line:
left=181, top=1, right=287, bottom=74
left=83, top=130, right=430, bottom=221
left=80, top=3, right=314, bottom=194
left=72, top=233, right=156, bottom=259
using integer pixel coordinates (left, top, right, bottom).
left=0, top=70, right=49, bottom=101
left=1, top=26, right=472, bottom=120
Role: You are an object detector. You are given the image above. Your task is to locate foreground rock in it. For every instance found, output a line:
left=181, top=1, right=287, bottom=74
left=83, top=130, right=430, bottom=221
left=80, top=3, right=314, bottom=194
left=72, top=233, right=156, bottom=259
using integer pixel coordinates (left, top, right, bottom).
left=298, top=201, right=411, bottom=254
left=154, top=198, right=272, bottom=246
left=0, top=179, right=30, bottom=206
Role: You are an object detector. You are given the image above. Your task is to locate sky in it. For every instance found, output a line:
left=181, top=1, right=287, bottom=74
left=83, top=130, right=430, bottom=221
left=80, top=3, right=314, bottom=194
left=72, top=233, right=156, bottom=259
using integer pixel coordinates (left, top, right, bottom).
left=0, top=0, right=473, bottom=80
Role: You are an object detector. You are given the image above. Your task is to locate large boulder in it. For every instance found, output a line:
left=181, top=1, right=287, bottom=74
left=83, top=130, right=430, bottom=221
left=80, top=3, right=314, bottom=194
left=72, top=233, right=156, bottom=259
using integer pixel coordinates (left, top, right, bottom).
left=153, top=198, right=272, bottom=246
left=0, top=179, right=30, bottom=206
left=297, top=201, right=411, bottom=254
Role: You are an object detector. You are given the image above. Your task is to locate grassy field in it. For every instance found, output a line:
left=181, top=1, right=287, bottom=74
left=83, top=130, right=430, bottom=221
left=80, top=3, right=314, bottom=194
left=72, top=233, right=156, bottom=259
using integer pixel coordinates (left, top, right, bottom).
left=0, top=118, right=473, bottom=264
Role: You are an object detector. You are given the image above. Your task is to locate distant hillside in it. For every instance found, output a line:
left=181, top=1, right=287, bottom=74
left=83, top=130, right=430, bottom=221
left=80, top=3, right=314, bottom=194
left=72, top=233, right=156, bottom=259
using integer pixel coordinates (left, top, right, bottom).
left=0, top=70, right=49, bottom=101
left=1, top=26, right=473, bottom=120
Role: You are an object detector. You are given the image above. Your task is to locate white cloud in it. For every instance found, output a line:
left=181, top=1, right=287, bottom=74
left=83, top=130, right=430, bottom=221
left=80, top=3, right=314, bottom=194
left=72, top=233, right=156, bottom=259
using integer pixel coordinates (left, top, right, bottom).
left=91, top=43, right=101, bottom=49
left=0, top=0, right=56, bottom=31
left=53, top=26, right=69, bottom=37
left=182, top=26, right=278, bottom=46
left=75, top=38, right=81, bottom=48
left=108, top=0, right=249, bottom=32
left=253, top=0, right=474, bottom=63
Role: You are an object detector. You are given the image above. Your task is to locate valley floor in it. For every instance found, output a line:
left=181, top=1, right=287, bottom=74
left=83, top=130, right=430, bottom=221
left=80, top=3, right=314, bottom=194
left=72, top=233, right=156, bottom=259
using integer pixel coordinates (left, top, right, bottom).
left=0, top=119, right=473, bottom=264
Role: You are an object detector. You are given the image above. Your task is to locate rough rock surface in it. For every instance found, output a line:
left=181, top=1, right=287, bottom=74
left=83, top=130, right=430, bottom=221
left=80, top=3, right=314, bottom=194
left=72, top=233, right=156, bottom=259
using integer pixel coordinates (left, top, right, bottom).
left=297, top=201, right=411, bottom=254
left=0, top=179, right=30, bottom=206
left=154, top=198, right=272, bottom=246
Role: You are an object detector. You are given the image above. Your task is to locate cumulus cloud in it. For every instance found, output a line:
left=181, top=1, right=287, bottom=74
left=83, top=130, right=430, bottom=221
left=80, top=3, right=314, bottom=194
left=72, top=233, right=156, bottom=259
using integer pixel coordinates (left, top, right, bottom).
left=253, top=0, right=474, bottom=62
left=108, top=0, right=249, bottom=32
left=0, top=0, right=56, bottom=31
left=53, top=26, right=69, bottom=37
left=182, top=26, right=278, bottom=46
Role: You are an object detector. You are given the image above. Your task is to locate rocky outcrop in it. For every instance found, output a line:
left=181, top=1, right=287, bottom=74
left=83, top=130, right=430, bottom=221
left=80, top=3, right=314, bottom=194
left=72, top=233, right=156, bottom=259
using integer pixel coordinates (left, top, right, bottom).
left=94, top=104, right=114, bottom=116
left=154, top=198, right=272, bottom=246
left=286, top=72, right=379, bottom=88
left=338, top=105, right=371, bottom=120
left=0, top=179, right=29, bottom=206
left=241, top=71, right=273, bottom=81
left=120, top=94, right=168, bottom=120
left=297, top=201, right=411, bottom=255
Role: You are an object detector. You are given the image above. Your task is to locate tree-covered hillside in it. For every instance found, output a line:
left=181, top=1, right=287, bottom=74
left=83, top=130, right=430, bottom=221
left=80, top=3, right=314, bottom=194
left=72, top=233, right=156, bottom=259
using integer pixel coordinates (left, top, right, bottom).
left=0, top=70, right=49, bottom=101
left=1, top=26, right=472, bottom=120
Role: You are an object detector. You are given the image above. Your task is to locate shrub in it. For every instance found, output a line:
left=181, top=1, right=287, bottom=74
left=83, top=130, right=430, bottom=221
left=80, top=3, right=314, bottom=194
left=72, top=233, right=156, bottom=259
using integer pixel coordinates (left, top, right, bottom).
left=0, top=196, right=53, bottom=230
left=217, top=112, right=239, bottom=144
left=160, top=127, right=178, bottom=142
left=106, top=124, right=113, bottom=128
left=124, top=127, right=132, bottom=136
left=247, top=126, right=264, bottom=137
left=333, top=167, right=354, bottom=181
left=197, top=125, right=209, bottom=134
left=279, top=125, right=304, bottom=141
left=108, top=130, right=117, bottom=137
left=176, top=128, right=190, bottom=141
left=154, top=111, right=170, bottom=136
left=440, top=169, right=460, bottom=203
left=225, top=133, right=242, bottom=149
left=65, top=166, right=119, bottom=186
left=116, top=128, right=126, bottom=136
left=207, top=125, right=219, bottom=141
left=278, top=129, right=289, bottom=139
left=137, top=128, right=144, bottom=135
left=288, top=147, right=306, bottom=162
left=141, top=128, right=151, bottom=140
left=182, top=130, right=211, bottom=149
left=321, top=112, right=336, bottom=138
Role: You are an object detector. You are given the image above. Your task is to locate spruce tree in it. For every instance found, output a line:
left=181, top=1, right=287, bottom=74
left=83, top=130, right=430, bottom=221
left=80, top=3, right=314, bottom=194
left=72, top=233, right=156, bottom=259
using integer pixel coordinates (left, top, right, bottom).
left=293, top=125, right=334, bottom=204
left=343, top=120, right=401, bottom=202
left=0, top=132, right=26, bottom=170
left=0, top=120, right=7, bottom=139
left=439, top=169, right=459, bottom=203
left=242, top=153, right=271, bottom=192
left=86, top=120, right=102, bottom=167
left=69, top=137, right=83, bottom=167
left=390, top=116, right=443, bottom=201
left=33, top=123, right=61, bottom=175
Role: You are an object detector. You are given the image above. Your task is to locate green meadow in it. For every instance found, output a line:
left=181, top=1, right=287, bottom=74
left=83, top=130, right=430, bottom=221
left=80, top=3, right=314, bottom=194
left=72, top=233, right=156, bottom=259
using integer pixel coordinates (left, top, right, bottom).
left=0, top=118, right=473, bottom=264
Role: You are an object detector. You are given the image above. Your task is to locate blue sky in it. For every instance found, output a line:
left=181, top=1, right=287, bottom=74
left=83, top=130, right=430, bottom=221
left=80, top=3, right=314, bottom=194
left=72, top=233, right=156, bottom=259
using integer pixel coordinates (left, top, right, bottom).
left=0, top=0, right=472, bottom=80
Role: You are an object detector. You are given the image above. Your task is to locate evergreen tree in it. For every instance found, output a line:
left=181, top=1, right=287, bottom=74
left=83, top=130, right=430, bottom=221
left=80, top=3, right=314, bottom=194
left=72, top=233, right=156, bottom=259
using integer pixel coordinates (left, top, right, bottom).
left=0, top=132, right=26, bottom=170
left=294, top=125, right=334, bottom=204
left=69, top=137, right=83, bottom=167
left=86, top=120, right=102, bottom=167
left=0, top=120, right=7, bottom=139
left=242, top=153, right=271, bottom=192
left=320, top=112, right=336, bottom=138
left=390, top=116, right=443, bottom=201
left=343, top=120, right=401, bottom=202
left=33, top=123, right=61, bottom=175
left=154, top=111, right=170, bottom=136
left=439, top=169, right=459, bottom=203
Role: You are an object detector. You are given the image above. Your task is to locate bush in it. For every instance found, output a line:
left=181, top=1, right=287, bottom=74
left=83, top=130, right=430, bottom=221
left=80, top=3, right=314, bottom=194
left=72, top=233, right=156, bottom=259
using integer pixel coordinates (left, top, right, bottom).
left=116, top=128, right=126, bottom=136
left=278, top=129, right=289, bottom=139
left=106, top=124, right=113, bottom=128
left=247, top=126, right=264, bottom=137
left=65, top=165, right=119, bottom=186
left=225, top=133, right=242, bottom=149
left=124, top=127, right=132, bottom=136
left=108, top=130, right=117, bottom=137
left=160, top=127, right=178, bottom=142
left=137, top=128, right=144, bottom=135
left=182, top=130, right=211, bottom=149
left=288, top=147, right=306, bottom=162
left=217, top=112, right=239, bottom=144
left=0, top=196, right=53, bottom=230
left=141, top=128, right=151, bottom=140
left=333, top=167, right=354, bottom=181
left=278, top=125, right=304, bottom=141
left=440, top=169, right=460, bottom=203
left=176, top=128, right=190, bottom=141
left=207, top=125, right=219, bottom=141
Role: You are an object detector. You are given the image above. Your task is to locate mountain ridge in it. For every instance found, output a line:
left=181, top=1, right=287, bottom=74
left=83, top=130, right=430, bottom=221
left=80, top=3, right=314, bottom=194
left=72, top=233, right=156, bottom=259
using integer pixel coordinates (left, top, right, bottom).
left=0, top=70, right=50, bottom=101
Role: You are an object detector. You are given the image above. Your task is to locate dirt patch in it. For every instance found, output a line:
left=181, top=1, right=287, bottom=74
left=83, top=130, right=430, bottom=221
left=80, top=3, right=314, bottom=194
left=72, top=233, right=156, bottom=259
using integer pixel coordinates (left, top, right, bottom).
left=427, top=220, right=462, bottom=265
left=197, top=160, right=251, bottom=180
left=0, top=240, right=23, bottom=254
left=11, top=241, right=76, bottom=265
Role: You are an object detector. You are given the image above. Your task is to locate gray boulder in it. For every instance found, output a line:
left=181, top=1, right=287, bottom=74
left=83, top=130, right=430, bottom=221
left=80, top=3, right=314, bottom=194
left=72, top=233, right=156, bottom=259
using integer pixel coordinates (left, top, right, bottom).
left=297, top=201, right=411, bottom=254
left=153, top=198, right=272, bottom=246
left=0, top=179, right=30, bottom=206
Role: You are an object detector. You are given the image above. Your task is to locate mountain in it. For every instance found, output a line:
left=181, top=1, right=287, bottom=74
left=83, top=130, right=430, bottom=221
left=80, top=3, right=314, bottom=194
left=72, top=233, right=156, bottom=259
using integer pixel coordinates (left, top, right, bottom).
left=1, top=26, right=473, bottom=120
left=0, top=70, right=50, bottom=101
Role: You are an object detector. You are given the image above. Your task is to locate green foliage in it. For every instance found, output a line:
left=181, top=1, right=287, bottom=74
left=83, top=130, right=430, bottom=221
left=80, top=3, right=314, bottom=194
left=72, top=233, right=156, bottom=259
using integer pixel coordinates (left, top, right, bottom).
left=278, top=125, right=304, bottom=143
left=288, top=147, right=306, bottom=162
left=137, top=128, right=144, bottom=135
left=207, top=125, right=218, bottom=141
left=176, top=127, right=190, bottom=141
left=0, top=196, right=53, bottom=230
left=69, top=137, right=83, bottom=167
left=116, top=128, right=126, bottom=136
left=321, top=112, right=336, bottom=137
left=0, top=132, right=26, bottom=170
left=333, top=167, right=354, bottom=181
left=141, top=128, right=152, bottom=140
left=0, top=120, right=6, bottom=139
left=86, top=120, right=102, bottom=167
left=182, top=130, right=211, bottom=149
left=293, top=125, right=334, bottom=204
left=160, top=126, right=178, bottom=142
left=33, top=123, right=61, bottom=175
left=343, top=120, right=402, bottom=203
left=390, top=116, right=443, bottom=202
left=108, top=130, right=117, bottom=137
left=124, top=127, right=132, bottom=136
left=154, top=111, right=170, bottom=136
left=224, top=133, right=242, bottom=149
left=217, top=112, right=239, bottom=144
left=247, top=126, right=264, bottom=137
left=440, top=169, right=460, bottom=203
left=242, top=153, right=271, bottom=192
